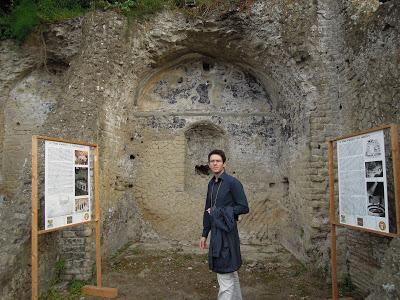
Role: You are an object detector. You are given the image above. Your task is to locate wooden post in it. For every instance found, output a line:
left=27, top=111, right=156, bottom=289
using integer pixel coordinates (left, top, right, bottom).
left=326, top=125, right=400, bottom=300
left=81, top=286, right=118, bottom=298
left=94, top=146, right=102, bottom=287
left=81, top=146, right=117, bottom=298
left=30, top=136, right=117, bottom=299
left=328, top=141, right=339, bottom=300
left=391, top=125, right=400, bottom=234
left=330, top=224, right=339, bottom=300
left=31, top=136, right=39, bottom=300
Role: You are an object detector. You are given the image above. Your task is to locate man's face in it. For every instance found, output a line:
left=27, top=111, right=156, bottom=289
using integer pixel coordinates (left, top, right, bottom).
left=208, top=154, right=225, bottom=175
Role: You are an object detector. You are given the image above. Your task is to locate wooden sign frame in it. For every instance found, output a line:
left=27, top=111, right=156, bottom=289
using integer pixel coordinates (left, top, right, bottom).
left=31, top=135, right=117, bottom=299
left=327, top=124, right=399, bottom=299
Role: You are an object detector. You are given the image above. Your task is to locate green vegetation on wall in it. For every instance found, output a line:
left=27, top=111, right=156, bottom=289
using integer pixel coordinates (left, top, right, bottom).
left=0, top=0, right=246, bottom=42
left=39, top=279, right=87, bottom=300
left=0, top=0, right=90, bottom=41
left=339, top=273, right=355, bottom=297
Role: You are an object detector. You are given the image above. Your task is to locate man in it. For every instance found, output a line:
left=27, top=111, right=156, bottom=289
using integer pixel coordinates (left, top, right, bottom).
left=199, top=149, right=249, bottom=300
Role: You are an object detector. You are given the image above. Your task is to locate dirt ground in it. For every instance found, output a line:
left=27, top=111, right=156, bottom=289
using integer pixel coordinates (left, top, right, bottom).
left=79, top=241, right=334, bottom=300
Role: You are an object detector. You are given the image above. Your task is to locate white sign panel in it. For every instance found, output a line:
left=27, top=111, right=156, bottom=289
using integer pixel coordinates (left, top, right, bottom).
left=338, top=130, right=388, bottom=232
left=45, top=141, right=91, bottom=230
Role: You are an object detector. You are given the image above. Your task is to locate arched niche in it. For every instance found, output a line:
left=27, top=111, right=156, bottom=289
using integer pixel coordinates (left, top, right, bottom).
left=128, top=53, right=285, bottom=242
left=133, top=53, right=273, bottom=113
left=184, top=121, right=227, bottom=195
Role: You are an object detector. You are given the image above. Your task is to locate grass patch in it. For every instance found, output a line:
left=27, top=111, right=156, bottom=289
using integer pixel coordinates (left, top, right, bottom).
left=54, top=259, right=66, bottom=284
left=291, top=263, right=307, bottom=277
left=177, top=0, right=247, bottom=18
left=339, top=273, right=355, bottom=296
left=128, top=246, right=144, bottom=255
left=1, top=0, right=88, bottom=41
left=171, top=252, right=196, bottom=266
left=1, top=0, right=252, bottom=42
left=109, top=242, right=132, bottom=260
left=67, top=279, right=87, bottom=296
left=39, top=287, right=62, bottom=300
left=124, top=0, right=173, bottom=18
left=37, top=0, right=85, bottom=22
left=261, top=272, right=278, bottom=282
left=108, top=243, right=141, bottom=271
left=296, top=282, right=308, bottom=297
left=39, top=279, right=87, bottom=300
left=3, top=0, right=40, bottom=41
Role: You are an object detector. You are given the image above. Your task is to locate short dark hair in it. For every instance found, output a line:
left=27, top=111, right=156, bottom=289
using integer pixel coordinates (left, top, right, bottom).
left=208, top=149, right=226, bottom=163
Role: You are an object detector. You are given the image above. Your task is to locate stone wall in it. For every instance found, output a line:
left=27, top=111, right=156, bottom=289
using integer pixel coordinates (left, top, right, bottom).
left=338, top=0, right=400, bottom=298
left=0, top=0, right=399, bottom=298
left=129, top=56, right=286, bottom=243
left=0, top=19, right=92, bottom=299
left=94, top=1, right=319, bottom=259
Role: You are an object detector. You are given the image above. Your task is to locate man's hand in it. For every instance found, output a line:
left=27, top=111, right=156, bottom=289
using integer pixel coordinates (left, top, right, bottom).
left=199, top=237, right=207, bottom=249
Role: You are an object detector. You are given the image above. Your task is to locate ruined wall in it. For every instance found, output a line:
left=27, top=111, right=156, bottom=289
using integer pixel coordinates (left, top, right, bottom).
left=0, top=0, right=399, bottom=298
left=129, top=56, right=286, bottom=243
left=301, top=0, right=400, bottom=296
left=89, top=0, right=320, bottom=262
left=0, top=41, right=58, bottom=299
left=337, top=0, right=400, bottom=298
left=0, top=19, right=95, bottom=299
left=0, top=3, right=322, bottom=298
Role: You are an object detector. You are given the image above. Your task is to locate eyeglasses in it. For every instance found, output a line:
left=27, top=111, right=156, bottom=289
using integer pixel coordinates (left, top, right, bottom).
left=209, top=160, right=223, bottom=164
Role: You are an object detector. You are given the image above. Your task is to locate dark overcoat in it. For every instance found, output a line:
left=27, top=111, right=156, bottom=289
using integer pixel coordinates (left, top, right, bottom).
left=202, top=172, right=249, bottom=273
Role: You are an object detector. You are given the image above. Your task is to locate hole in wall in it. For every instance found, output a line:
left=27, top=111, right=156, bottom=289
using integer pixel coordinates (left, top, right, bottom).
left=195, top=165, right=209, bottom=175
left=339, top=104, right=342, bottom=110
left=130, top=155, right=135, bottom=160
left=184, top=121, right=226, bottom=192
left=269, top=182, right=276, bottom=187
left=202, top=62, right=211, bottom=72
left=383, top=23, right=394, bottom=31
left=46, top=60, right=70, bottom=74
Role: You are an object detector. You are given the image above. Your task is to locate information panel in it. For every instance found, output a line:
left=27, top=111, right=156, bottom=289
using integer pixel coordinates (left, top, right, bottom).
left=337, top=130, right=388, bottom=232
left=45, top=141, right=91, bottom=230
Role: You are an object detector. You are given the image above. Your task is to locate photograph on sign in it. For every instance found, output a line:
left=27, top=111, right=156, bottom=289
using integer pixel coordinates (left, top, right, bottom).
left=337, top=130, right=388, bottom=233
left=75, top=150, right=89, bottom=165
left=75, top=167, right=89, bottom=196
left=45, top=141, right=92, bottom=230
left=365, top=161, right=383, bottom=178
left=75, top=197, right=90, bottom=213
left=366, top=182, right=385, bottom=217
